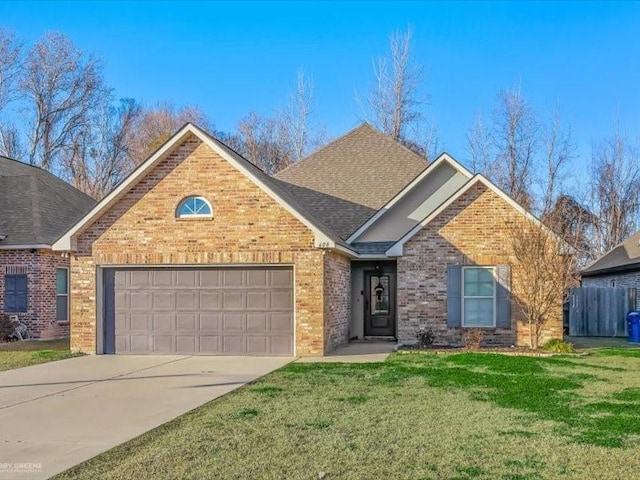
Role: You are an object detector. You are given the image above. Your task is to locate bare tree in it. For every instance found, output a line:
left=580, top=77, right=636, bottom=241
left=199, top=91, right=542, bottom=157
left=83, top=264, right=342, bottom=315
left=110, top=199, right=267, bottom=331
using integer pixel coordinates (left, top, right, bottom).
left=0, top=28, right=21, bottom=111
left=282, top=70, right=313, bottom=163
left=467, top=112, right=493, bottom=175
left=236, top=111, right=292, bottom=174
left=20, top=32, right=107, bottom=171
left=0, top=29, right=22, bottom=158
left=588, top=130, right=640, bottom=257
left=365, top=27, right=425, bottom=143
left=491, top=86, right=538, bottom=208
left=127, top=103, right=210, bottom=165
left=510, top=216, right=576, bottom=349
left=64, top=98, right=141, bottom=199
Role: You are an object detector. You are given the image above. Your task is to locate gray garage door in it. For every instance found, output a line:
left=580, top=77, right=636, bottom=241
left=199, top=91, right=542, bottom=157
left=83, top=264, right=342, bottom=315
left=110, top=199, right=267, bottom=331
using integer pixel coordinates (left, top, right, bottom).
left=104, top=267, right=294, bottom=355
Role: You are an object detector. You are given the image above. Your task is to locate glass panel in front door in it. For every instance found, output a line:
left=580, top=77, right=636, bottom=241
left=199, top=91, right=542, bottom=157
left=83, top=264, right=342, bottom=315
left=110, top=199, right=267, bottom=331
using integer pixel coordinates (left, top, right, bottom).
left=371, top=275, right=390, bottom=315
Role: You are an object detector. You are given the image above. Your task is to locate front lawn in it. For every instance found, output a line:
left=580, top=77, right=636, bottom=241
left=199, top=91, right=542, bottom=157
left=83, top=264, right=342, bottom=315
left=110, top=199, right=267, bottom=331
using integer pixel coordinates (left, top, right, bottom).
left=0, top=338, right=79, bottom=371
left=56, top=349, right=640, bottom=479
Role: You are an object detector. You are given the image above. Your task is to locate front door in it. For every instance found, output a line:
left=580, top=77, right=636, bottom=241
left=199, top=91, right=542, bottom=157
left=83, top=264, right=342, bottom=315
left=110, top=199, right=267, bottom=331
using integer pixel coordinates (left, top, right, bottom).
left=364, top=271, right=396, bottom=337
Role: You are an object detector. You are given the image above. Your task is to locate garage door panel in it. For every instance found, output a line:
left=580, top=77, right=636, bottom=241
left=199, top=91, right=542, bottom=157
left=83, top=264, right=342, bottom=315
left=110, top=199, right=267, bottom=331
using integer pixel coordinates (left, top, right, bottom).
left=130, top=292, right=151, bottom=310
left=271, top=313, right=293, bottom=332
left=270, top=336, right=293, bottom=355
left=271, top=269, right=292, bottom=287
left=199, top=335, right=220, bottom=353
left=200, top=270, right=220, bottom=287
left=247, top=336, right=268, bottom=354
left=223, top=270, right=243, bottom=287
left=176, top=313, right=196, bottom=331
left=176, top=335, right=196, bottom=353
left=108, top=267, right=293, bottom=355
left=199, top=313, right=221, bottom=332
left=223, top=291, right=244, bottom=310
left=223, top=313, right=244, bottom=331
left=246, top=313, right=268, bottom=331
left=130, top=313, right=151, bottom=330
left=200, top=292, right=220, bottom=310
left=153, top=270, right=173, bottom=286
left=153, top=335, right=172, bottom=353
left=176, top=270, right=197, bottom=286
left=153, top=313, right=173, bottom=331
left=247, top=269, right=268, bottom=286
left=176, top=292, right=198, bottom=310
left=152, top=292, right=173, bottom=310
left=247, top=291, right=268, bottom=309
left=131, top=271, right=150, bottom=287
left=270, top=291, right=293, bottom=310
left=222, top=335, right=243, bottom=354
left=130, top=335, right=151, bottom=353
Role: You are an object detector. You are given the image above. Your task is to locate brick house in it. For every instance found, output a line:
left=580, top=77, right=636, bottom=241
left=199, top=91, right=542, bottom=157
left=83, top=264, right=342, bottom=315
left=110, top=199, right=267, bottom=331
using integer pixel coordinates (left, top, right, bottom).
left=53, top=123, right=562, bottom=356
left=0, top=156, right=96, bottom=339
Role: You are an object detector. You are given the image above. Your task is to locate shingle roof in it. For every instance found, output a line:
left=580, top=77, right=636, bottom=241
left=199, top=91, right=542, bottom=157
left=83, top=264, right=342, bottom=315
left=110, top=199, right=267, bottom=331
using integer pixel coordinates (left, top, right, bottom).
left=0, top=156, right=96, bottom=246
left=582, top=231, right=640, bottom=276
left=276, top=123, right=428, bottom=210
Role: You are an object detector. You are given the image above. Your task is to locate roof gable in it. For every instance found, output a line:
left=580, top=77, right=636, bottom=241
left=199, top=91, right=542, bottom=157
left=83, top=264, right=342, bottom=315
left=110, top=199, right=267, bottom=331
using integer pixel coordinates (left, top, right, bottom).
left=347, top=153, right=473, bottom=243
left=386, top=174, right=563, bottom=257
left=275, top=123, right=427, bottom=210
left=52, top=124, right=355, bottom=255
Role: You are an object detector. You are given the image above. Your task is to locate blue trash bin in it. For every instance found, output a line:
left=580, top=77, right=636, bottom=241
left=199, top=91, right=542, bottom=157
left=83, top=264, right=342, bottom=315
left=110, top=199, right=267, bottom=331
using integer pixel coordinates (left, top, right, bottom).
left=627, top=312, right=640, bottom=343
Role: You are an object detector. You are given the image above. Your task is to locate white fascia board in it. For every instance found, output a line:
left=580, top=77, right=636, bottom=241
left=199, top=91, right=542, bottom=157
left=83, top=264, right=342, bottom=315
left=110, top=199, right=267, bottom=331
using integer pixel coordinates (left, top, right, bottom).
left=384, top=174, right=567, bottom=257
left=53, top=123, right=347, bottom=253
left=346, top=153, right=474, bottom=244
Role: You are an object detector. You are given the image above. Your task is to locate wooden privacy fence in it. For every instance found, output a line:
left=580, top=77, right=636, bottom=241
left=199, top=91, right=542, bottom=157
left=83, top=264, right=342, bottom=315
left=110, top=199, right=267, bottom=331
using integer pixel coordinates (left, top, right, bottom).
left=569, top=287, right=636, bottom=337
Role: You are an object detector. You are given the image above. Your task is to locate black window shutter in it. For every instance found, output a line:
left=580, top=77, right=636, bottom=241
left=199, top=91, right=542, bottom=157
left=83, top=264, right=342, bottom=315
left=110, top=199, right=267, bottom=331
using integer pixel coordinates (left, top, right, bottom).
left=447, top=266, right=462, bottom=327
left=5, top=274, right=28, bottom=312
left=496, top=265, right=512, bottom=329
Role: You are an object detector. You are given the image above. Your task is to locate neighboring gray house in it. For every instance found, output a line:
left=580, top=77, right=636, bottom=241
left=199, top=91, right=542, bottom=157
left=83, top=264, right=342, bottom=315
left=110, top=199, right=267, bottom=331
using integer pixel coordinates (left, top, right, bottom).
left=0, top=156, right=96, bottom=338
left=581, top=231, right=640, bottom=308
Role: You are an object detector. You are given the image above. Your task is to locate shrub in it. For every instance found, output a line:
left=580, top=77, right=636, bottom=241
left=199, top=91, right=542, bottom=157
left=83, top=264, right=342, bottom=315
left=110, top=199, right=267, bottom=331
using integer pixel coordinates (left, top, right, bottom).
left=0, top=314, right=13, bottom=342
left=462, top=328, right=484, bottom=349
left=416, top=327, right=435, bottom=348
left=541, top=338, right=575, bottom=353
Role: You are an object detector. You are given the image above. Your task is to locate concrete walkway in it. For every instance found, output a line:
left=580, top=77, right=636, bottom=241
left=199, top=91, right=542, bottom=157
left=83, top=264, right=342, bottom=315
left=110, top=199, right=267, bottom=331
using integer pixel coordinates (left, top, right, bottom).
left=0, top=355, right=291, bottom=480
left=565, top=335, right=640, bottom=349
left=296, top=340, right=397, bottom=363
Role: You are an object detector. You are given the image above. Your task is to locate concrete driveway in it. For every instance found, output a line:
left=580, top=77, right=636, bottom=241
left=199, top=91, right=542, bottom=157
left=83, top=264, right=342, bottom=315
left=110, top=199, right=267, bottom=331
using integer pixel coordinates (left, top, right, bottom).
left=0, top=354, right=291, bottom=480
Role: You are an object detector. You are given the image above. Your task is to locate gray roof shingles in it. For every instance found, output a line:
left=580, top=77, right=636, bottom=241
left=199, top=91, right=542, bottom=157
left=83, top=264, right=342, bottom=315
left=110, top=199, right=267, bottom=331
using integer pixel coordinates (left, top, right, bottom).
left=582, top=231, right=640, bottom=276
left=0, top=156, right=96, bottom=246
left=276, top=123, right=427, bottom=211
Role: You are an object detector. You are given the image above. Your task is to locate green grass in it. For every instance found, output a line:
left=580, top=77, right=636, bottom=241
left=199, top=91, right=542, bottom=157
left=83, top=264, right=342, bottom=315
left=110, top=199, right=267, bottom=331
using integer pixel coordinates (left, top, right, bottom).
left=0, top=338, right=80, bottom=371
left=55, top=349, right=640, bottom=480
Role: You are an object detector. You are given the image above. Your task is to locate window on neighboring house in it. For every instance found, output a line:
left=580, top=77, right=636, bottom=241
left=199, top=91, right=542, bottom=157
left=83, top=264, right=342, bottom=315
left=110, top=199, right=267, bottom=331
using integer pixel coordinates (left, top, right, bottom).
left=462, top=267, right=496, bottom=327
left=5, top=274, right=28, bottom=312
left=610, top=279, right=616, bottom=287
left=176, top=196, right=212, bottom=218
left=56, top=268, right=69, bottom=321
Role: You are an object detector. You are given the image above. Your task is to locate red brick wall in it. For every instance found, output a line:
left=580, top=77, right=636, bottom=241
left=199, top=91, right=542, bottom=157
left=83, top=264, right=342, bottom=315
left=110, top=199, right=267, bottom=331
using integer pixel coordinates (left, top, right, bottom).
left=324, top=252, right=351, bottom=352
left=397, top=182, right=562, bottom=347
left=71, top=134, right=330, bottom=355
left=0, top=249, right=70, bottom=339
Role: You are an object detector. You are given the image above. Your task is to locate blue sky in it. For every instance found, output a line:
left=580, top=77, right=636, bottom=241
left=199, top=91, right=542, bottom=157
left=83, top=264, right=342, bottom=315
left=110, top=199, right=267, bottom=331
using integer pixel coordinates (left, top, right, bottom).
left=1, top=1, right=639, bottom=169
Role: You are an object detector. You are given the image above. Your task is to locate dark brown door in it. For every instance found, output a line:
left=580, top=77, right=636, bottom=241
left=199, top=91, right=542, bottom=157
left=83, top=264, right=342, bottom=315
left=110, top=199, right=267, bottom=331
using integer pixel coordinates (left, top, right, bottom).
left=364, top=271, right=395, bottom=337
left=104, top=267, right=294, bottom=355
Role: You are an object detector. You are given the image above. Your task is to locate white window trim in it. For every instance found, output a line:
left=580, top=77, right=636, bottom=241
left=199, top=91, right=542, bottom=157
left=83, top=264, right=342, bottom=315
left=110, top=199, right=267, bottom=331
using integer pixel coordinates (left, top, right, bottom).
left=175, top=196, right=213, bottom=219
left=461, top=266, right=497, bottom=328
left=56, top=267, right=69, bottom=322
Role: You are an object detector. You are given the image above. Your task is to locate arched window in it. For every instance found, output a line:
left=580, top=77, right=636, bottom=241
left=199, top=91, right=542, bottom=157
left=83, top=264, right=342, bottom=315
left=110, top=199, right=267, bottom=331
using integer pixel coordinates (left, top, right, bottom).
left=176, top=196, right=212, bottom=218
